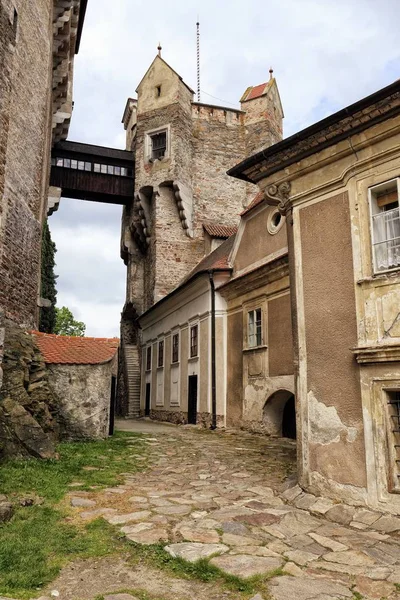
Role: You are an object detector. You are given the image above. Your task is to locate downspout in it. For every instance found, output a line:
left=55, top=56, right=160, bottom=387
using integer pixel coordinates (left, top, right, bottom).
left=208, top=270, right=217, bottom=430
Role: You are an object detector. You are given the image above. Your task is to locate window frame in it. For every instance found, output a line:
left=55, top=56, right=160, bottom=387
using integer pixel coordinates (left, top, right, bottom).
left=158, top=340, right=164, bottom=368
left=145, top=346, right=152, bottom=371
left=247, top=307, right=263, bottom=348
left=369, top=178, right=400, bottom=274
left=189, top=324, right=199, bottom=359
left=172, top=332, right=179, bottom=364
left=145, top=125, right=170, bottom=163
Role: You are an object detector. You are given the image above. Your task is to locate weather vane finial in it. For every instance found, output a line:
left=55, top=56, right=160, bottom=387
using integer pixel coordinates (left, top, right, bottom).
left=269, top=66, right=274, bottom=80
left=158, top=42, right=162, bottom=57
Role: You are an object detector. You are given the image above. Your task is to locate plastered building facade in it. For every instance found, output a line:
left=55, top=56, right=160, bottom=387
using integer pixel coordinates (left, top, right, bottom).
left=219, top=197, right=294, bottom=436
left=119, top=55, right=284, bottom=416
left=0, top=0, right=86, bottom=391
left=229, top=80, right=400, bottom=513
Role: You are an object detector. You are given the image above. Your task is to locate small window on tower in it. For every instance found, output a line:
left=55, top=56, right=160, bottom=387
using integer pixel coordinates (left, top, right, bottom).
left=156, top=85, right=162, bottom=97
left=12, top=8, right=18, bottom=38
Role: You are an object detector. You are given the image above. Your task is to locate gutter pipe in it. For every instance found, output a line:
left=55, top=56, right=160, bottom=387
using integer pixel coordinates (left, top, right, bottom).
left=208, top=271, right=217, bottom=430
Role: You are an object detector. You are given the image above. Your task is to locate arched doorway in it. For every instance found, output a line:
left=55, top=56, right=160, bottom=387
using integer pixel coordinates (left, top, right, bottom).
left=263, top=390, right=296, bottom=440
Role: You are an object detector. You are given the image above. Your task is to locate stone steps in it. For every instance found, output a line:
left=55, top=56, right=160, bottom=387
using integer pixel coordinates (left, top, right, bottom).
left=125, top=344, right=141, bottom=418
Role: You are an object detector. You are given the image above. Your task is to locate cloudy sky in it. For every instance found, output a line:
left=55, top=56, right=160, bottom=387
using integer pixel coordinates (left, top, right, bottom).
left=49, top=0, right=400, bottom=337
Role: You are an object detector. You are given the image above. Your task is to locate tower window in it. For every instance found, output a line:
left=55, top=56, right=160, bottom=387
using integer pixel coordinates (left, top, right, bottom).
left=150, top=131, right=167, bottom=161
left=156, top=85, right=162, bottom=97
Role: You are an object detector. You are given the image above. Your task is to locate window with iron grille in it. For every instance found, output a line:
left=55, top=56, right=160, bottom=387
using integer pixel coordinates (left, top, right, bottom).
left=387, top=391, right=400, bottom=491
left=150, top=132, right=167, bottom=160
left=172, top=333, right=179, bottom=363
left=248, top=308, right=262, bottom=348
left=146, top=346, right=152, bottom=371
left=190, top=325, right=198, bottom=358
left=158, top=340, right=164, bottom=368
left=369, top=179, right=400, bottom=273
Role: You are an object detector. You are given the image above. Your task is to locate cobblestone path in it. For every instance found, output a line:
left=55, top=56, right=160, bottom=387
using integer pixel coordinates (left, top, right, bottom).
left=53, top=421, right=400, bottom=600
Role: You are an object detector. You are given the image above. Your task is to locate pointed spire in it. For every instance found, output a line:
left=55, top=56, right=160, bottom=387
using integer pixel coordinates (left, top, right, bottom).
left=269, top=67, right=274, bottom=80
left=157, top=42, right=162, bottom=57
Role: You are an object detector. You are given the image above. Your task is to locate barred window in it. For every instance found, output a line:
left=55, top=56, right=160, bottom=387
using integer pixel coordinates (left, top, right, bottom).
left=387, top=391, right=400, bottom=492
left=248, top=308, right=262, bottom=348
left=172, top=333, right=179, bottom=363
left=150, top=132, right=167, bottom=160
left=369, top=180, right=400, bottom=273
left=190, top=325, right=198, bottom=358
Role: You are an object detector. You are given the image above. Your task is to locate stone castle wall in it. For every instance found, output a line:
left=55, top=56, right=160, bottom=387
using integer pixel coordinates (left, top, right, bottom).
left=0, top=0, right=53, bottom=328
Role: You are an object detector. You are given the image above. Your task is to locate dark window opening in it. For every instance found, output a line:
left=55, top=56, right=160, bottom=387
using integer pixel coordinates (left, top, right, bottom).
left=172, top=333, right=179, bottom=363
left=190, top=325, right=198, bottom=358
left=156, top=85, right=162, bottom=97
left=12, top=8, right=18, bottom=37
left=146, top=346, right=152, bottom=371
left=150, top=132, right=167, bottom=161
left=158, top=340, right=164, bottom=368
left=387, top=391, right=400, bottom=491
left=272, top=212, right=282, bottom=228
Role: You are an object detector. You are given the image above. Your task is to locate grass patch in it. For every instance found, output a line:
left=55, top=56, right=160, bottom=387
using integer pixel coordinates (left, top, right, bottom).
left=0, top=513, right=123, bottom=599
left=0, top=431, right=147, bottom=502
left=95, top=589, right=170, bottom=600
left=0, top=432, right=147, bottom=598
left=125, top=541, right=276, bottom=597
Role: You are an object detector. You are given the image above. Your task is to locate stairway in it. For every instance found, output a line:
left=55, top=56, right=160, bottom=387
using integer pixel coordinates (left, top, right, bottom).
left=125, top=345, right=141, bottom=418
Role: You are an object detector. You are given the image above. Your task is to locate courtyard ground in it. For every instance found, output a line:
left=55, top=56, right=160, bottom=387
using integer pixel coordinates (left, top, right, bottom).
left=2, top=420, right=400, bottom=600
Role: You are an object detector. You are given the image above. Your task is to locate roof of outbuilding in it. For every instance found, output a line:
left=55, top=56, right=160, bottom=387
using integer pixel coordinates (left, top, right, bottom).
left=203, top=222, right=238, bottom=238
left=181, top=234, right=236, bottom=284
left=240, top=191, right=265, bottom=216
left=31, top=332, right=119, bottom=365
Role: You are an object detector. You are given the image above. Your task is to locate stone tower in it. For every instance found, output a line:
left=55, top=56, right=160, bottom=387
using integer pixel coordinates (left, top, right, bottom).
left=118, top=54, right=283, bottom=416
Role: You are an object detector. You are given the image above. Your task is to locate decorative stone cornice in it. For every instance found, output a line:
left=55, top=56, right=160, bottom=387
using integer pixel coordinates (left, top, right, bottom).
left=265, top=181, right=292, bottom=215
left=353, top=344, right=400, bottom=364
left=52, top=0, right=82, bottom=143
left=130, top=189, right=151, bottom=252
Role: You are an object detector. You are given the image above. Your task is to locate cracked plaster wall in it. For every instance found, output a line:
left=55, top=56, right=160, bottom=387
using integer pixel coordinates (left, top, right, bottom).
left=300, top=192, right=367, bottom=491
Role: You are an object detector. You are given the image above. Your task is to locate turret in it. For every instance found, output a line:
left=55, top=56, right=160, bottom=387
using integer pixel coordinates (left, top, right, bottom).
left=241, top=69, right=284, bottom=155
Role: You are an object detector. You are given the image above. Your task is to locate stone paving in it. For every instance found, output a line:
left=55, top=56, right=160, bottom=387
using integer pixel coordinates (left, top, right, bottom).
left=62, top=421, right=400, bottom=599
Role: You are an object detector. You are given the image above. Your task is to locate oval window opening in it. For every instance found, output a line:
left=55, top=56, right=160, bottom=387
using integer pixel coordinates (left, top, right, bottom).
left=272, top=212, right=282, bottom=228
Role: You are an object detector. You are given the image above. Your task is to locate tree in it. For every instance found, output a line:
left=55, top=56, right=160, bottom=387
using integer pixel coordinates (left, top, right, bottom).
left=39, top=220, right=58, bottom=333
left=54, top=307, right=86, bottom=337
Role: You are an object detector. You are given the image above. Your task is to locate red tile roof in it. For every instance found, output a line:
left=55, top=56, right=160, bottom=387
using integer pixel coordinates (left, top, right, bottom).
left=241, top=81, right=272, bottom=103
left=31, top=332, right=119, bottom=365
left=181, top=234, right=236, bottom=284
left=203, top=222, right=238, bottom=238
left=241, top=191, right=265, bottom=216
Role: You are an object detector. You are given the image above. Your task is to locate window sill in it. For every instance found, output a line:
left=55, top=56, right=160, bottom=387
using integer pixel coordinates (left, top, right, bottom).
left=171, top=361, right=180, bottom=366
left=157, top=365, right=164, bottom=370
left=188, top=355, right=199, bottom=362
left=243, top=345, right=268, bottom=353
left=357, top=268, right=400, bottom=285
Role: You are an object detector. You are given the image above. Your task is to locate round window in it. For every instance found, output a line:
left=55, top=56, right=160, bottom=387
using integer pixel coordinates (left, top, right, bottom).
left=267, top=208, right=285, bottom=234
